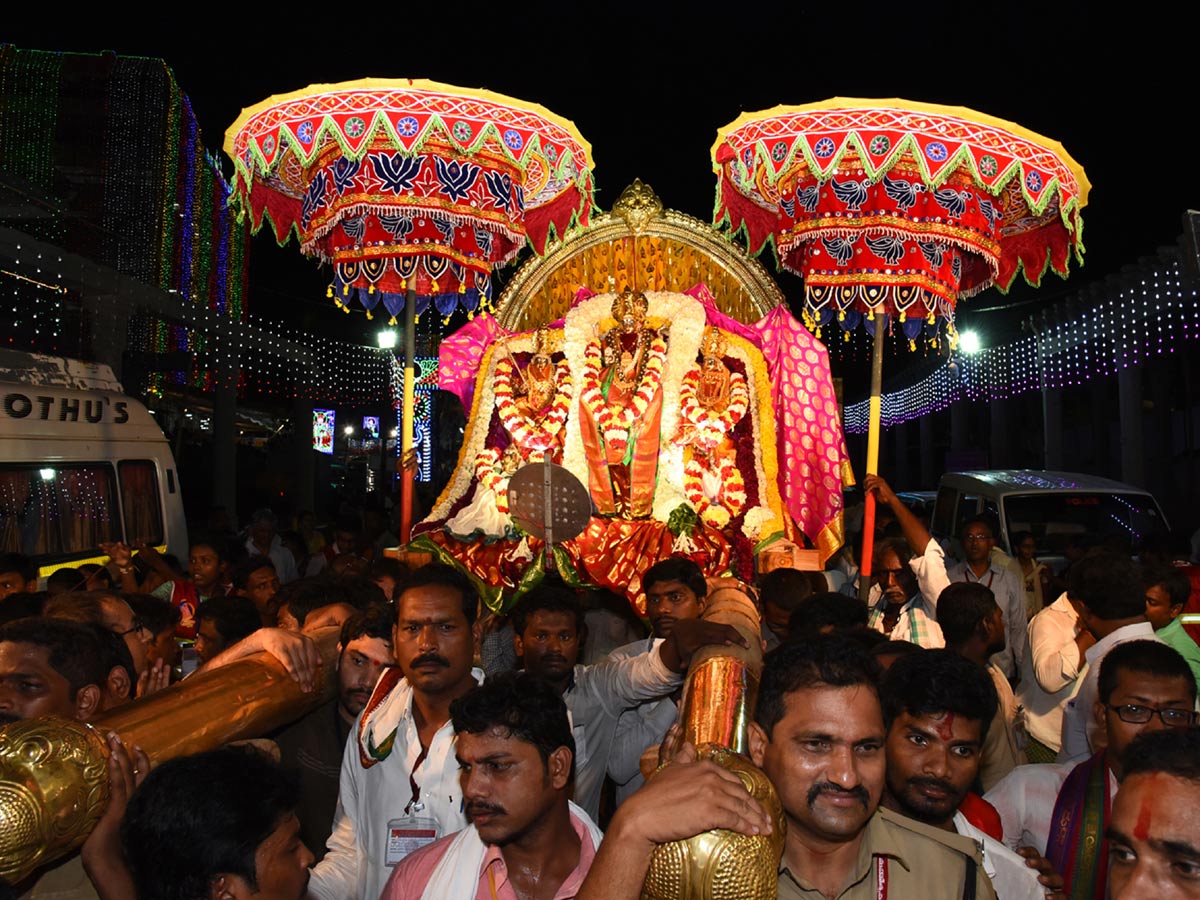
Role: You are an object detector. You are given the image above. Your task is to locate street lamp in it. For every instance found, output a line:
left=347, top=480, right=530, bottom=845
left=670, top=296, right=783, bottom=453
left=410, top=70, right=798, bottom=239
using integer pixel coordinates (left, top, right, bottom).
left=377, top=329, right=398, bottom=350
left=959, top=330, right=983, bottom=355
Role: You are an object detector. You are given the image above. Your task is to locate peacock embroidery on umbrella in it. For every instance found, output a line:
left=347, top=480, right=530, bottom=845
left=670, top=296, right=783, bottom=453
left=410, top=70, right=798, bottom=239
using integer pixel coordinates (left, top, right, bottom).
left=882, top=176, right=926, bottom=211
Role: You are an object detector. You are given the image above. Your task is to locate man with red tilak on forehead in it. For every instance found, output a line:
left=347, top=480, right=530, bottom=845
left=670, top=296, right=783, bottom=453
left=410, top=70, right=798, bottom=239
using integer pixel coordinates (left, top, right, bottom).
left=879, top=650, right=1049, bottom=899
left=1105, top=726, right=1200, bottom=899
left=986, top=640, right=1197, bottom=900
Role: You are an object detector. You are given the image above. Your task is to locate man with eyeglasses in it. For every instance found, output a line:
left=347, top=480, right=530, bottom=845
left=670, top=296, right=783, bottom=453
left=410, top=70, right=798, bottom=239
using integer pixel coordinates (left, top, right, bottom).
left=43, top=590, right=168, bottom=698
left=947, top=517, right=1026, bottom=679
left=985, top=640, right=1196, bottom=899
left=1058, top=552, right=1161, bottom=763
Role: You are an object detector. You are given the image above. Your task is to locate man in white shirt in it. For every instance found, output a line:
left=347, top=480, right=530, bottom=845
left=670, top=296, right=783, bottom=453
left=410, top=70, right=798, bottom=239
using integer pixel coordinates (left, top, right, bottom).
left=245, top=508, right=300, bottom=584
left=985, top=639, right=1196, bottom=860
left=880, top=649, right=1047, bottom=900
left=306, top=517, right=363, bottom=578
left=946, top=517, right=1026, bottom=679
left=308, top=564, right=482, bottom=900
left=510, top=580, right=745, bottom=820
left=862, top=475, right=950, bottom=648
left=1017, top=591, right=1093, bottom=761
left=607, top=557, right=708, bottom=805
left=1057, top=552, right=1160, bottom=762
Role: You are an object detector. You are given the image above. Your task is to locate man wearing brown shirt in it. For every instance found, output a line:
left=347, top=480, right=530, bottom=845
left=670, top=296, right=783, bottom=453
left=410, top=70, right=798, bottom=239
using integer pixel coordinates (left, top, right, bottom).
left=579, top=637, right=995, bottom=900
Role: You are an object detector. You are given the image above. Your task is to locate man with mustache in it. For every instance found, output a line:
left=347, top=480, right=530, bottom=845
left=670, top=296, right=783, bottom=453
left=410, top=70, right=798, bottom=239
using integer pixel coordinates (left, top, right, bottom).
left=273, top=603, right=394, bottom=862
left=577, top=636, right=996, bottom=900
left=381, top=671, right=602, bottom=899
left=310, top=564, right=483, bottom=900
left=511, top=580, right=744, bottom=820
left=937, top=581, right=1026, bottom=791
left=880, top=650, right=1048, bottom=899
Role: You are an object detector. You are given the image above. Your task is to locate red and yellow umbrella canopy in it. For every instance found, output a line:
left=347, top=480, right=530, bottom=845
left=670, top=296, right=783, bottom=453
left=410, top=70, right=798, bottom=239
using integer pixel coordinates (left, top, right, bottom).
left=713, top=98, right=1089, bottom=342
left=224, top=78, right=595, bottom=323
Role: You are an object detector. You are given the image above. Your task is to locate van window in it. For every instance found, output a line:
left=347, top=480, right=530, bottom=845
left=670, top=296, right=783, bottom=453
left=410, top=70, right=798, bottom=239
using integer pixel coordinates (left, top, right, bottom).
left=1002, top=492, right=1167, bottom=555
left=0, top=464, right=120, bottom=559
left=932, top=488, right=958, bottom=537
left=119, top=461, right=163, bottom=546
left=954, top=494, right=983, bottom=535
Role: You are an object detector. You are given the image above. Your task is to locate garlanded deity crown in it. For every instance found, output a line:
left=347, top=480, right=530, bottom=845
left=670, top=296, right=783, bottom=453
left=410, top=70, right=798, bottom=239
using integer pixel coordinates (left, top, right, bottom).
left=611, top=289, right=649, bottom=322
left=701, top=325, right=729, bottom=360
left=532, top=325, right=557, bottom=359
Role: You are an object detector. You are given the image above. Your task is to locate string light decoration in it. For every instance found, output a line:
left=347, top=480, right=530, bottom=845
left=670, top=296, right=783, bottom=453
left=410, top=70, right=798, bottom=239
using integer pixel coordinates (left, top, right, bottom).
left=390, top=356, right=439, bottom=482
left=843, top=247, right=1198, bottom=431
left=0, top=46, right=248, bottom=382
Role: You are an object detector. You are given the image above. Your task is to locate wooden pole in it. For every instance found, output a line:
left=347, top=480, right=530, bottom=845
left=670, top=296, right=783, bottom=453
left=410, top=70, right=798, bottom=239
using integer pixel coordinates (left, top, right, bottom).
left=858, top=317, right=886, bottom=603
left=399, top=279, right=417, bottom=544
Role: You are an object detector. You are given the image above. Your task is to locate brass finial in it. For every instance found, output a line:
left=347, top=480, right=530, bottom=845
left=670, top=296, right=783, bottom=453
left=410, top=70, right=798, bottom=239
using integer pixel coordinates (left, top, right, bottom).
left=613, top=179, right=663, bottom=234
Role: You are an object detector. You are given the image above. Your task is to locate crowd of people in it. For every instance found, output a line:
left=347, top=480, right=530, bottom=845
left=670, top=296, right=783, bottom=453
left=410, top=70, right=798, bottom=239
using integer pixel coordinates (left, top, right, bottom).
left=1, top=473, right=1199, bottom=900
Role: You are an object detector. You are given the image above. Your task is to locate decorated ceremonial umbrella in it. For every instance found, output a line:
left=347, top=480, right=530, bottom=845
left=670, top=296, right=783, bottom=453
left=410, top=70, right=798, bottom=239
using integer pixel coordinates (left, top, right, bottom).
left=712, top=98, right=1088, bottom=591
left=225, top=79, right=595, bottom=540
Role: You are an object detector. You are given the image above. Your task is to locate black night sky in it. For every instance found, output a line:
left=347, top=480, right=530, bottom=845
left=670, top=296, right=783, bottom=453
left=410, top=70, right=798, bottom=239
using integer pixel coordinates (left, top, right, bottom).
left=5, top=5, right=1193, bottom=397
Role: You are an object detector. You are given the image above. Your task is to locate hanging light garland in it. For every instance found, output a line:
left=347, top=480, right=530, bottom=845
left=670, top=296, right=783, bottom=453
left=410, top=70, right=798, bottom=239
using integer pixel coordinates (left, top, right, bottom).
left=843, top=249, right=1197, bottom=431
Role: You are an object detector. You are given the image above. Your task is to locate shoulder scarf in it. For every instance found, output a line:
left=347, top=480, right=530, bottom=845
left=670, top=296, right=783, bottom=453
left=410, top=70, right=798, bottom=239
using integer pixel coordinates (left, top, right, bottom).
left=1045, top=750, right=1110, bottom=900
left=420, top=802, right=602, bottom=900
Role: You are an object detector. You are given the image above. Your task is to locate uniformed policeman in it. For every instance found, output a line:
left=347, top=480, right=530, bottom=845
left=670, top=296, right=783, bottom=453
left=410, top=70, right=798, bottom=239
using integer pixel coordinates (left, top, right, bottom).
left=578, top=636, right=995, bottom=900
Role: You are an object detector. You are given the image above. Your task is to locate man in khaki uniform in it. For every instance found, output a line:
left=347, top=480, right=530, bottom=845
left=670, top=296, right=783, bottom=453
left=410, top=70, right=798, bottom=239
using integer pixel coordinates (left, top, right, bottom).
left=578, top=636, right=995, bottom=900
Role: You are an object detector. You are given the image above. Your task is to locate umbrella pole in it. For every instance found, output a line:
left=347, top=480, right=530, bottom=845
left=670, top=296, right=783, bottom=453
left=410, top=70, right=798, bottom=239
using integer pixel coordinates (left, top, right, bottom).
left=858, top=318, right=885, bottom=603
left=399, top=280, right=416, bottom=545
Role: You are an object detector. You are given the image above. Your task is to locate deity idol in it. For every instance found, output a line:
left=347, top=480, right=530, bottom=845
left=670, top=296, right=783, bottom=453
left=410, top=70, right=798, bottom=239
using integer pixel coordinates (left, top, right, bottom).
left=492, top=326, right=572, bottom=463
left=445, top=327, right=571, bottom=540
left=578, top=290, right=668, bottom=518
left=674, top=326, right=750, bottom=529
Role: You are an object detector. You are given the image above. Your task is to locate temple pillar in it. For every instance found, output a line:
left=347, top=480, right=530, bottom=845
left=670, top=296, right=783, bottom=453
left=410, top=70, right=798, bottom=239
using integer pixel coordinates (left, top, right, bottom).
left=1042, top=387, right=1063, bottom=469
left=1119, top=366, right=1145, bottom=486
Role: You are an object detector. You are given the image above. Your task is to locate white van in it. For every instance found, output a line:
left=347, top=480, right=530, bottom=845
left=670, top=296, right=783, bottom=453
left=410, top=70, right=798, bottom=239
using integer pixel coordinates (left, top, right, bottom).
left=0, top=352, right=187, bottom=582
left=931, top=469, right=1169, bottom=558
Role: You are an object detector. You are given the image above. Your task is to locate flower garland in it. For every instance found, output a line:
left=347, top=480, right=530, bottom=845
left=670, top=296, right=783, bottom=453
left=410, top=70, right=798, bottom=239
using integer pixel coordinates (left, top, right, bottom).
left=675, top=365, right=750, bottom=452
left=579, top=335, right=669, bottom=458
left=473, top=449, right=512, bottom=513
left=684, top=454, right=747, bottom=529
left=493, top=356, right=572, bottom=455
left=674, top=361, right=750, bottom=528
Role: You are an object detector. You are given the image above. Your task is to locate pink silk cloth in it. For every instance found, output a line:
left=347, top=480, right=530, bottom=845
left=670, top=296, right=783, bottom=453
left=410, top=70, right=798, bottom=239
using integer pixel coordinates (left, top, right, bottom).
left=438, top=313, right=505, bottom=413
left=751, top=304, right=851, bottom=562
left=687, top=284, right=850, bottom=560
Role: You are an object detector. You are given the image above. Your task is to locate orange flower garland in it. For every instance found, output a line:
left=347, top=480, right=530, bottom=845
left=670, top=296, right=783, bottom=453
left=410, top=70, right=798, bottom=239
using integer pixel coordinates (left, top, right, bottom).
left=580, top=335, right=668, bottom=458
left=675, top=361, right=750, bottom=528
left=493, top=356, right=572, bottom=456
left=676, top=366, right=749, bottom=452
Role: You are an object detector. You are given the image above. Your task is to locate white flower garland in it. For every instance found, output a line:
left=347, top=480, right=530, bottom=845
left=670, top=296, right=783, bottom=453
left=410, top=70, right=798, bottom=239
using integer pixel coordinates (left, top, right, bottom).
left=427, top=292, right=787, bottom=549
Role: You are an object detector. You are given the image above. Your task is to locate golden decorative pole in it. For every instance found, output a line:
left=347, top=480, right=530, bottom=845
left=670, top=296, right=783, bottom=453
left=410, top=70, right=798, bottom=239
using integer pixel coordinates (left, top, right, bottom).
left=641, top=586, right=786, bottom=900
left=0, top=628, right=339, bottom=884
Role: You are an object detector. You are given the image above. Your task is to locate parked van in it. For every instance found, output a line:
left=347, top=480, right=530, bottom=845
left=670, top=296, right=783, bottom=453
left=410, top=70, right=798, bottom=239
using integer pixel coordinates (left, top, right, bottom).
left=931, top=470, right=1169, bottom=558
left=0, top=351, right=187, bottom=582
